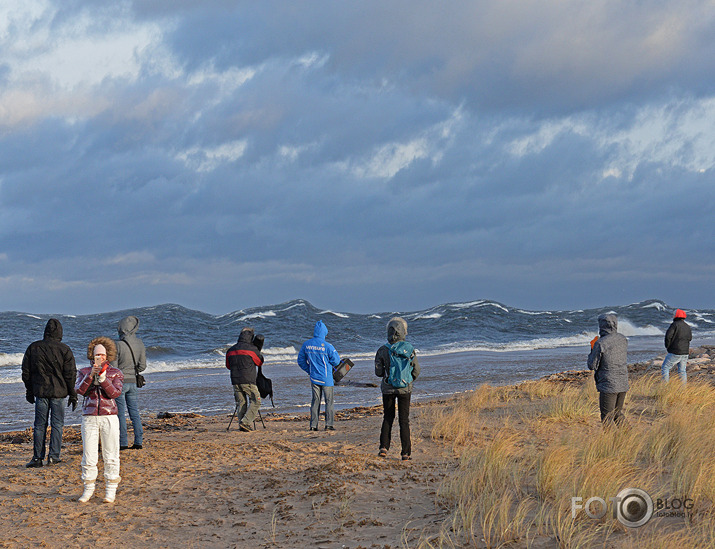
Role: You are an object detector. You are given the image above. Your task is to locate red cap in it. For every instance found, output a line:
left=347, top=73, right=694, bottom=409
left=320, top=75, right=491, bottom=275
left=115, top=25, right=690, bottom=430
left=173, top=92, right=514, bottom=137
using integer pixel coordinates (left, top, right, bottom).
left=674, top=309, right=687, bottom=319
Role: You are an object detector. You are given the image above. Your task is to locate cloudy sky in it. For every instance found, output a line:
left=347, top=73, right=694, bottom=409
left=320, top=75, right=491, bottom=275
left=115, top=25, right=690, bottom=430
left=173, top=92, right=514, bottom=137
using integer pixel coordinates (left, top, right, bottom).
left=1, top=1, right=713, bottom=315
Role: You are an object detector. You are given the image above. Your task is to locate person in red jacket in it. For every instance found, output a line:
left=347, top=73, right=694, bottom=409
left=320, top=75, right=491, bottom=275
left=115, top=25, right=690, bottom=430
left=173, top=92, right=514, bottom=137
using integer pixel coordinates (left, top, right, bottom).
left=75, top=337, right=123, bottom=503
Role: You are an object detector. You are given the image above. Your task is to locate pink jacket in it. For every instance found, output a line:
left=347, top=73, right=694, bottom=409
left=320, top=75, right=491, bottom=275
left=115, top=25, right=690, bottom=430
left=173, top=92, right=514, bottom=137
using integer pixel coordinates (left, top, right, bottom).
left=75, top=363, right=124, bottom=415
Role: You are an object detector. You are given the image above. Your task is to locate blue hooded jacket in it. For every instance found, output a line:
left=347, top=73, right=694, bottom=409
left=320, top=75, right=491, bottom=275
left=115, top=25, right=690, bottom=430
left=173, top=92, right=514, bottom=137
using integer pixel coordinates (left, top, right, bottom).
left=297, top=320, right=341, bottom=387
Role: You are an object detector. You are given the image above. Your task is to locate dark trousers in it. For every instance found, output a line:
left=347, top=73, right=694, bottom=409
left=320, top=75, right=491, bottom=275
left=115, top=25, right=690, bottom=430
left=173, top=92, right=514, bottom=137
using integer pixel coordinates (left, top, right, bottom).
left=33, top=397, right=65, bottom=460
left=599, top=392, right=627, bottom=426
left=380, top=393, right=411, bottom=456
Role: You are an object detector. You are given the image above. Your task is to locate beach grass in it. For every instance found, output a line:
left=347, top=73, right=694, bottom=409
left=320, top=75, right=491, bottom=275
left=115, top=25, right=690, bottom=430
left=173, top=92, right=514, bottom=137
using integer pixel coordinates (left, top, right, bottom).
left=424, top=374, right=715, bottom=548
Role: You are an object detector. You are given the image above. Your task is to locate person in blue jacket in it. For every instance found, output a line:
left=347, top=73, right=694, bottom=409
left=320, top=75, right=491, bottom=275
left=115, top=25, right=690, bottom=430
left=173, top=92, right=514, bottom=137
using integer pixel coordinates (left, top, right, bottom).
left=297, top=320, right=341, bottom=431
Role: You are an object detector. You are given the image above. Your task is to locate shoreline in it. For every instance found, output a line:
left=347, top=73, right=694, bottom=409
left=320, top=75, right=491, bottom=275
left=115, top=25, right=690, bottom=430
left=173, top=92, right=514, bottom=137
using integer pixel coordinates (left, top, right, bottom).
left=2, top=348, right=715, bottom=547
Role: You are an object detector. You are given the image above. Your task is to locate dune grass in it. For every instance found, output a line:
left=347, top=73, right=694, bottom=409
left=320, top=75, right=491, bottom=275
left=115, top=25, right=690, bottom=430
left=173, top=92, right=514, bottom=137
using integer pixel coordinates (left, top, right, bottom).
left=423, top=375, right=715, bottom=548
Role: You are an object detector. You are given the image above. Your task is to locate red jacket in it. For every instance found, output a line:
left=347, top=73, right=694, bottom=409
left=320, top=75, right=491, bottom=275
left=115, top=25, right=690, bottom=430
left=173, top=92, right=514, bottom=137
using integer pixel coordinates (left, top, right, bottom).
left=75, top=364, right=124, bottom=415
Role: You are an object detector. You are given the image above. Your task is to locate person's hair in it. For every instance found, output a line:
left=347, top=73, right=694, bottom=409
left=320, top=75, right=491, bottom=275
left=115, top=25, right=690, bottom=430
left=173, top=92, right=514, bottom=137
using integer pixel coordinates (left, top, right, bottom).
left=86, top=336, right=117, bottom=361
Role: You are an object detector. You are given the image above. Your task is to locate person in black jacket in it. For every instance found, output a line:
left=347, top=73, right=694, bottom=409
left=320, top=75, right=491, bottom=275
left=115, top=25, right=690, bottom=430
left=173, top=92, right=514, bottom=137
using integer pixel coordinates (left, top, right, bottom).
left=225, top=327, right=264, bottom=432
left=661, top=309, right=693, bottom=384
left=21, top=318, right=78, bottom=467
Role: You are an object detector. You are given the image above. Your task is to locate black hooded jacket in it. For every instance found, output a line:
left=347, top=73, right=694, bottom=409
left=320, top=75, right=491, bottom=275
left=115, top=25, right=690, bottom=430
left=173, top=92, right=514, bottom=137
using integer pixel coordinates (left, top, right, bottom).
left=664, top=318, right=692, bottom=355
left=21, top=319, right=77, bottom=399
left=226, top=328, right=264, bottom=386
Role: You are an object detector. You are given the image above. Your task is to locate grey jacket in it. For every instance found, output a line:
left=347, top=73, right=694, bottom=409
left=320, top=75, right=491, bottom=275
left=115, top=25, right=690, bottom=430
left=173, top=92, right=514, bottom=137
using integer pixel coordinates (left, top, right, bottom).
left=375, top=317, right=421, bottom=395
left=111, top=316, right=147, bottom=381
left=587, top=314, right=629, bottom=393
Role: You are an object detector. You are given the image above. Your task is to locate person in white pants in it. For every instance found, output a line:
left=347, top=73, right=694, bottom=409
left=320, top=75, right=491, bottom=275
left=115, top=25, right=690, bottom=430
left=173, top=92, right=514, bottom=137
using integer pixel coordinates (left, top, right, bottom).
left=75, top=337, right=124, bottom=503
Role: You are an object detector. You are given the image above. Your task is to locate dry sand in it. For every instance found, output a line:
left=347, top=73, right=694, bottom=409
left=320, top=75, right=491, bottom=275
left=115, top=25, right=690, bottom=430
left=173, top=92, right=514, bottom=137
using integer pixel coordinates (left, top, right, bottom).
left=4, top=345, right=715, bottom=548
left=0, top=401, right=456, bottom=549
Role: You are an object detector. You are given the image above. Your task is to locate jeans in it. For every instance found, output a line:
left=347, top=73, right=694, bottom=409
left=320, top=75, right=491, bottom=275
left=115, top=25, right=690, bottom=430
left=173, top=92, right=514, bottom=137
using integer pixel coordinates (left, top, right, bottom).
left=233, top=384, right=261, bottom=428
left=33, top=397, right=65, bottom=461
left=310, top=383, right=334, bottom=428
left=116, top=382, right=143, bottom=446
left=599, top=392, right=627, bottom=426
left=380, top=393, right=412, bottom=456
left=81, top=415, right=120, bottom=482
left=661, top=353, right=688, bottom=383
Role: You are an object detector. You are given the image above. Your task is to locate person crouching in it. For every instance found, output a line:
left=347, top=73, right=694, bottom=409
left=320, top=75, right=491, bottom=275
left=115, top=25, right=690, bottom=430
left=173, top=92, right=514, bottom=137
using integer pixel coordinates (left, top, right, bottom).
left=75, top=338, right=124, bottom=503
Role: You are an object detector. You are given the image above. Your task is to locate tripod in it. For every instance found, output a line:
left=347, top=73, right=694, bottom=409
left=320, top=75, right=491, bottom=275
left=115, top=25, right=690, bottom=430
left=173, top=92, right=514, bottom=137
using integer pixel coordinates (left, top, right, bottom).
left=226, top=404, right=266, bottom=431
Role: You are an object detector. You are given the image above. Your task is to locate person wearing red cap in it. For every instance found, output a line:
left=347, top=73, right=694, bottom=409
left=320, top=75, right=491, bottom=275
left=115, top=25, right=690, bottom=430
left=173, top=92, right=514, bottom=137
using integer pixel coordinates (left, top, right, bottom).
left=661, top=309, right=693, bottom=384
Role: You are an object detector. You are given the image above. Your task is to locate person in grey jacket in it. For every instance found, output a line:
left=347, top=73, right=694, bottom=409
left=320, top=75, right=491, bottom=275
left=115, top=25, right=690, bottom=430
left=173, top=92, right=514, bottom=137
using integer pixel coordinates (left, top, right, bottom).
left=587, top=313, right=629, bottom=426
left=111, top=316, right=147, bottom=449
left=375, top=317, right=420, bottom=460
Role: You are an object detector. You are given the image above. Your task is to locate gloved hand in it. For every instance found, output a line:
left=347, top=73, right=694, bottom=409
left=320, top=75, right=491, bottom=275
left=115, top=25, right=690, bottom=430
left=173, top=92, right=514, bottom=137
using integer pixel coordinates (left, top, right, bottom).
left=68, top=395, right=78, bottom=411
left=26, top=391, right=35, bottom=404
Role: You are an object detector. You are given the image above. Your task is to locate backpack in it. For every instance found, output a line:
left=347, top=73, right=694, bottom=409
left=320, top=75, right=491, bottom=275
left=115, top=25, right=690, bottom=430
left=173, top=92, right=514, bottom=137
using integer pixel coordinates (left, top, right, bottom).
left=385, top=341, right=415, bottom=389
left=256, top=366, right=274, bottom=407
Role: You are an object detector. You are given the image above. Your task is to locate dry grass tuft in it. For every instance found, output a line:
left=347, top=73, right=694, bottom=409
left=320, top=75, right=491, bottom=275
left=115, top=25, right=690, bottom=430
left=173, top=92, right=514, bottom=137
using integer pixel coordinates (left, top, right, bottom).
left=424, top=375, right=715, bottom=548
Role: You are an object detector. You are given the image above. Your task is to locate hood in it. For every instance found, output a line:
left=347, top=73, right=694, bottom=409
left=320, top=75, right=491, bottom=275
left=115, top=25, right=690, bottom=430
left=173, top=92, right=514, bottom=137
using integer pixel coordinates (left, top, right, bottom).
left=87, top=336, right=117, bottom=362
left=238, top=327, right=255, bottom=344
left=118, top=315, right=140, bottom=337
left=674, top=309, right=687, bottom=319
left=598, top=313, right=618, bottom=337
left=313, top=320, right=328, bottom=339
left=387, top=317, right=408, bottom=344
left=43, top=318, right=63, bottom=341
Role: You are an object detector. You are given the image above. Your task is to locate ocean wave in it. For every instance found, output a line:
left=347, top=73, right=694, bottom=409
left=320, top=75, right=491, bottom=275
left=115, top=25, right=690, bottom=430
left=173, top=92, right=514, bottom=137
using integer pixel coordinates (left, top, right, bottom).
left=641, top=302, right=667, bottom=311
left=411, top=313, right=442, bottom=320
left=0, top=353, right=24, bottom=367
left=616, top=318, right=663, bottom=337
left=449, top=300, right=486, bottom=309
left=263, top=346, right=299, bottom=362
left=419, top=334, right=596, bottom=356
left=319, top=310, right=349, bottom=318
left=237, top=311, right=277, bottom=321
left=692, top=313, right=713, bottom=324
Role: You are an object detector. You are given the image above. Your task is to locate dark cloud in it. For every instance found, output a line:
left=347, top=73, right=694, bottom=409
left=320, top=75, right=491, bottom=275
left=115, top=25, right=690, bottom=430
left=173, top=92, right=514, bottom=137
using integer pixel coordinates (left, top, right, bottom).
left=0, top=1, right=713, bottom=313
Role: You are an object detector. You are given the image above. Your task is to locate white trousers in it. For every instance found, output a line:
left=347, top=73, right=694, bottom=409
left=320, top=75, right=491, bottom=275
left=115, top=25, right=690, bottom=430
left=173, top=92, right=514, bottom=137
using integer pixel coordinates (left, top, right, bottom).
left=81, top=415, right=121, bottom=483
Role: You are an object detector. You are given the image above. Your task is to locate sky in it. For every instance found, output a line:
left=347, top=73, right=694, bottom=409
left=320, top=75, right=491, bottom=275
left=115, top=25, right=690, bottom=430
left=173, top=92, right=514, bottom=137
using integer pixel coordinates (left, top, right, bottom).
left=0, top=1, right=714, bottom=315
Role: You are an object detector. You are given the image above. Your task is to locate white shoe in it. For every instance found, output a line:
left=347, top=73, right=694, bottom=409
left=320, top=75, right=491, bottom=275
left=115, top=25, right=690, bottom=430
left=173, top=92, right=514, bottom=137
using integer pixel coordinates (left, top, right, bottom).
left=103, top=479, right=120, bottom=503
left=78, top=483, right=95, bottom=503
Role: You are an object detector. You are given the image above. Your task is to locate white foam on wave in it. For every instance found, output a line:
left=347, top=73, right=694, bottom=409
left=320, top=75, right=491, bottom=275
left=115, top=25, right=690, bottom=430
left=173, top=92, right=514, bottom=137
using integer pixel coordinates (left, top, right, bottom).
left=449, top=300, right=486, bottom=309
left=0, top=353, right=24, bottom=368
left=278, top=302, right=307, bottom=312
left=144, top=357, right=222, bottom=374
left=483, top=302, right=509, bottom=312
left=20, top=314, right=42, bottom=320
left=237, top=310, right=277, bottom=321
left=516, top=310, right=553, bottom=316
left=263, top=346, right=299, bottom=362
left=413, top=313, right=442, bottom=320
left=641, top=302, right=666, bottom=311
left=319, top=310, right=349, bottom=318
left=419, top=334, right=597, bottom=356
left=617, top=318, right=663, bottom=336
left=691, top=313, right=712, bottom=324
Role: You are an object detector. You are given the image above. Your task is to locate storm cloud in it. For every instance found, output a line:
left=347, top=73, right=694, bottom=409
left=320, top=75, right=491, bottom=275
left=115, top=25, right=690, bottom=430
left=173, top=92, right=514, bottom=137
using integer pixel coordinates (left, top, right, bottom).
left=0, top=1, right=713, bottom=314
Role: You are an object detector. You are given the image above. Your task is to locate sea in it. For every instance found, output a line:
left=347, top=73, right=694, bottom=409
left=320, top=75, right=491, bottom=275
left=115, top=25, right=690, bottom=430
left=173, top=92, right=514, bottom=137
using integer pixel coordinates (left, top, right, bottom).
left=1, top=298, right=714, bottom=433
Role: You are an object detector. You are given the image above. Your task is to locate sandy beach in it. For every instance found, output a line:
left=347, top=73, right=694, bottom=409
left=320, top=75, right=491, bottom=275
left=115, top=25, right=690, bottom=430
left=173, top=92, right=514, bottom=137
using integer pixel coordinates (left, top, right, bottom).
left=0, top=400, right=456, bottom=548
left=3, top=346, right=715, bottom=548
